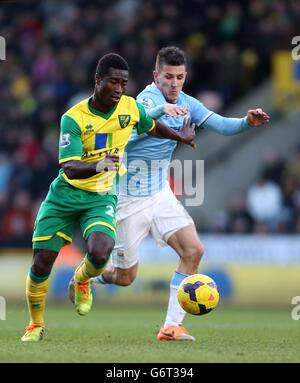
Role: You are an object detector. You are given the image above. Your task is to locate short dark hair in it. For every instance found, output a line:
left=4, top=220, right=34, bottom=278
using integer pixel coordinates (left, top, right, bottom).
left=96, top=53, right=129, bottom=77
left=156, top=47, right=187, bottom=70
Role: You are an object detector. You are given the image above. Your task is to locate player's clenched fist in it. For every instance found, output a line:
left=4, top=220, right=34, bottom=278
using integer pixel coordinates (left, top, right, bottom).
left=96, top=155, right=120, bottom=172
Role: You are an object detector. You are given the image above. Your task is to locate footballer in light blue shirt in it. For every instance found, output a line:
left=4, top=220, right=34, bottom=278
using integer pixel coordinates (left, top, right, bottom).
left=122, top=55, right=269, bottom=197
left=94, top=47, right=270, bottom=341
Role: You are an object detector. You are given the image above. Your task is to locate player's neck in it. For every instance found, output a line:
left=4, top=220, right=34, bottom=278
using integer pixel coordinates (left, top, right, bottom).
left=90, top=95, right=113, bottom=114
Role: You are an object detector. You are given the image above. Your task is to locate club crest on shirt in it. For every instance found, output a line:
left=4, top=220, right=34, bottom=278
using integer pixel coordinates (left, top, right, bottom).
left=118, top=115, right=131, bottom=128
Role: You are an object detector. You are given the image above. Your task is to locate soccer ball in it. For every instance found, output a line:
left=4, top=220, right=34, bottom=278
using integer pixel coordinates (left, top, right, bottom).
left=177, top=274, right=219, bottom=315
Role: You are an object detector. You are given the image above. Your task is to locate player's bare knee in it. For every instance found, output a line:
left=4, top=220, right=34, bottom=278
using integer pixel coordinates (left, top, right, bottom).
left=32, top=249, right=57, bottom=277
left=32, top=262, right=50, bottom=277
left=88, top=246, right=112, bottom=265
left=117, top=274, right=134, bottom=287
left=90, top=242, right=114, bottom=264
left=87, top=234, right=115, bottom=265
left=183, top=243, right=204, bottom=266
left=115, top=264, right=137, bottom=286
left=197, top=242, right=205, bottom=259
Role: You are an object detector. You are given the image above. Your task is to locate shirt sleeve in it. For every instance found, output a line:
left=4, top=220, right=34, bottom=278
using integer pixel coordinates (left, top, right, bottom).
left=188, top=96, right=214, bottom=127
left=202, top=113, right=252, bottom=135
left=134, top=101, right=155, bottom=135
left=58, top=114, right=82, bottom=164
left=188, top=95, right=252, bottom=135
left=137, top=94, right=157, bottom=110
left=137, top=93, right=166, bottom=119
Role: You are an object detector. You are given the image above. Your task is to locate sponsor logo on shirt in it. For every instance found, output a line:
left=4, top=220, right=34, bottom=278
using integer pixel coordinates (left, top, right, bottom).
left=140, top=97, right=154, bottom=108
left=81, top=147, right=120, bottom=159
left=84, top=124, right=94, bottom=134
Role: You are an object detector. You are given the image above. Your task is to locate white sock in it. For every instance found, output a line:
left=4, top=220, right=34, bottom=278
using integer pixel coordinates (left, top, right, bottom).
left=93, top=274, right=107, bottom=284
left=163, top=271, right=188, bottom=328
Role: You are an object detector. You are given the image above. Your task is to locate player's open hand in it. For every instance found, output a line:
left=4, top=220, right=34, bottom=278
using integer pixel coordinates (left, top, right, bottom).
left=178, top=117, right=196, bottom=148
left=96, top=154, right=120, bottom=172
left=247, top=108, right=270, bottom=127
left=164, top=104, right=189, bottom=117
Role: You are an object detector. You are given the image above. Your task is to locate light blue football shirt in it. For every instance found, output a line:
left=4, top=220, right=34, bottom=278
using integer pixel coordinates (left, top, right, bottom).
left=118, top=82, right=213, bottom=197
left=119, top=82, right=251, bottom=197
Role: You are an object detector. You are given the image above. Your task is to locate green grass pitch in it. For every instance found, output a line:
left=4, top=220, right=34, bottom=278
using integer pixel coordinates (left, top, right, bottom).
left=0, top=304, right=299, bottom=363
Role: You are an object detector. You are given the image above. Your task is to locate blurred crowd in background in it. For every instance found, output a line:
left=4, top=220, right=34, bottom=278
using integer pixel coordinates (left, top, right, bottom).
left=0, top=0, right=300, bottom=247
left=209, top=144, right=300, bottom=234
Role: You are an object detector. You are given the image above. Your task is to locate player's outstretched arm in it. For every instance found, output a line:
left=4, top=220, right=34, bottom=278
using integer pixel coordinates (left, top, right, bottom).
left=62, top=155, right=120, bottom=179
left=147, top=103, right=188, bottom=119
left=148, top=117, right=196, bottom=148
left=202, top=108, right=270, bottom=136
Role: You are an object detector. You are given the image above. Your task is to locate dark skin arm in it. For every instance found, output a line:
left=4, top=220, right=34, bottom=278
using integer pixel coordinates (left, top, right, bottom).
left=62, top=155, right=119, bottom=179
left=147, top=118, right=196, bottom=148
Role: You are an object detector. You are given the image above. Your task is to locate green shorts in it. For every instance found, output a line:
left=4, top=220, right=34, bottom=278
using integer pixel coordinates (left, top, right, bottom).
left=32, top=175, right=117, bottom=252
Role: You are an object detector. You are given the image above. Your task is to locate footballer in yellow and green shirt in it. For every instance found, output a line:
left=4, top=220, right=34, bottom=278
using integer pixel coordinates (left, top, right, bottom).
left=22, top=53, right=195, bottom=342
left=32, top=94, right=155, bottom=249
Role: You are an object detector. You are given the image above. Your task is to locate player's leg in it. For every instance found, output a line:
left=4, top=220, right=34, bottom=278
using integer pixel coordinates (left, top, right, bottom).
left=151, top=185, right=204, bottom=341
left=156, top=225, right=203, bottom=341
left=165, top=224, right=204, bottom=327
left=22, top=177, right=78, bottom=341
left=22, top=235, right=66, bottom=342
left=76, top=231, right=115, bottom=283
left=69, top=193, right=117, bottom=315
left=92, top=203, right=152, bottom=287
left=95, top=258, right=139, bottom=286
left=167, top=225, right=204, bottom=275
left=70, top=231, right=115, bottom=316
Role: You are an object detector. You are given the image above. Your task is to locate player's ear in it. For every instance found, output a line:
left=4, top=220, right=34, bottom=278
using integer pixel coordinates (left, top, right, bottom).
left=153, top=70, right=158, bottom=84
